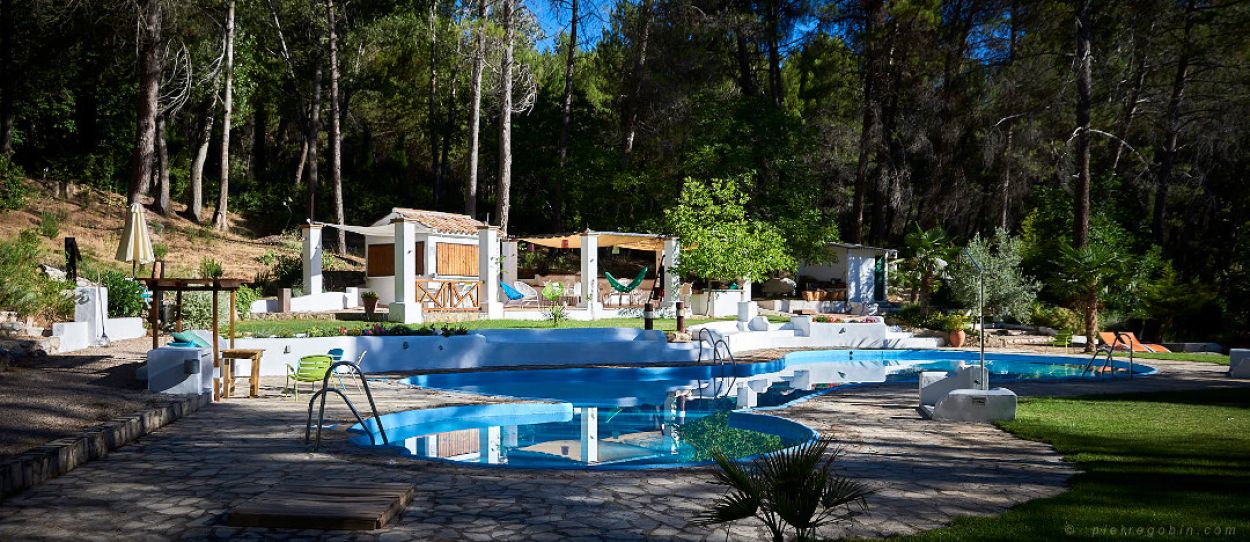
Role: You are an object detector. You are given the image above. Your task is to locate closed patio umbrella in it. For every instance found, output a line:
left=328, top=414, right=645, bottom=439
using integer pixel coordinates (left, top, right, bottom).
left=116, top=202, right=155, bottom=276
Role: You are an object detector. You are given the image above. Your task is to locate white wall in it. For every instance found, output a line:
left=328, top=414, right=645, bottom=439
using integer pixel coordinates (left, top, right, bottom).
left=846, top=248, right=878, bottom=303
left=207, top=328, right=701, bottom=376
left=797, top=247, right=848, bottom=283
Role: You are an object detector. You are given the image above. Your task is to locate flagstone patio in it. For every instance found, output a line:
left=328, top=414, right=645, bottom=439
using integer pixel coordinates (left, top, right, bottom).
left=0, top=348, right=1242, bottom=541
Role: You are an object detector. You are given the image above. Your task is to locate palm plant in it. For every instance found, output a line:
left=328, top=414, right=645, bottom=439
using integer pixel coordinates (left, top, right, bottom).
left=697, top=438, right=871, bottom=542
left=1053, top=243, right=1125, bottom=352
left=904, top=225, right=953, bottom=312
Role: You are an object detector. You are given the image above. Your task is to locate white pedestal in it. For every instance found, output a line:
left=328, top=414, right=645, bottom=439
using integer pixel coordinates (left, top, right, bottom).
left=579, top=407, right=599, bottom=463
left=931, top=388, right=1018, bottom=422
left=1230, top=349, right=1250, bottom=378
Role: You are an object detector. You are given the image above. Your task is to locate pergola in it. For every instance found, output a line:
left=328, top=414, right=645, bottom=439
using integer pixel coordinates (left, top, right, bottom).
left=138, top=277, right=248, bottom=360
left=505, top=230, right=681, bottom=313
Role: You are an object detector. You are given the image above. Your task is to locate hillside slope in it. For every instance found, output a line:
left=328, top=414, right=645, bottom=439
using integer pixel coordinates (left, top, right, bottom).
left=1, top=179, right=310, bottom=280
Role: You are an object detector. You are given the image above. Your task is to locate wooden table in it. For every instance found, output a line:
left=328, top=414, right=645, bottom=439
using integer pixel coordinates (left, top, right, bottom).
left=219, top=349, right=265, bottom=399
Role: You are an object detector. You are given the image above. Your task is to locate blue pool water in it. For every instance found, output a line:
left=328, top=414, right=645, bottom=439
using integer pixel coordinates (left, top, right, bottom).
left=350, top=350, right=1153, bottom=469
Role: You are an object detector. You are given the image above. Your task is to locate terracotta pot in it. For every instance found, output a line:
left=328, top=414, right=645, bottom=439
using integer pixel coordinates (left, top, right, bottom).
left=948, top=329, right=967, bottom=348
left=363, top=298, right=379, bottom=319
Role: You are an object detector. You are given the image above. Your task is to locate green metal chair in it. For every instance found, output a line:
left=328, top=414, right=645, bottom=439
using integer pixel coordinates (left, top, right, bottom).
left=285, top=355, right=333, bottom=399
left=1051, top=330, right=1073, bottom=353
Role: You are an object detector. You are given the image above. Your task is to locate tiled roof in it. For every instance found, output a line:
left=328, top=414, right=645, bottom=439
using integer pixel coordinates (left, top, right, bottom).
left=392, top=208, right=485, bottom=235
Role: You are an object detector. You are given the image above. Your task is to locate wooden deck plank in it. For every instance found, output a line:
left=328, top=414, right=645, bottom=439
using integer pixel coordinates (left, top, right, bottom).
left=227, top=482, right=415, bottom=530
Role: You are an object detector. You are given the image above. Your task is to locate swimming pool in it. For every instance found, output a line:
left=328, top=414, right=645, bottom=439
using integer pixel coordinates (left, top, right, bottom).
left=349, top=350, right=1153, bottom=468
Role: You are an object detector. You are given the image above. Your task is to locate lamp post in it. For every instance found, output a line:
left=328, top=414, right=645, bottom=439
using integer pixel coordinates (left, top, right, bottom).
left=964, top=248, right=986, bottom=386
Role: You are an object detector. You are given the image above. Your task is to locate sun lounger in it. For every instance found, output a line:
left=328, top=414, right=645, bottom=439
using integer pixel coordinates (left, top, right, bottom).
left=1098, top=332, right=1170, bottom=353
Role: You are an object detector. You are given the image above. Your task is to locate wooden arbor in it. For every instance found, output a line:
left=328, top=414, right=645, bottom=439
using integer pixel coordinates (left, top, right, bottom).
left=138, top=278, right=248, bottom=359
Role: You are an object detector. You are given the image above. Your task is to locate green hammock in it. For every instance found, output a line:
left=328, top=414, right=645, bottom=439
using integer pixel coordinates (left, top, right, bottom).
left=605, top=267, right=649, bottom=293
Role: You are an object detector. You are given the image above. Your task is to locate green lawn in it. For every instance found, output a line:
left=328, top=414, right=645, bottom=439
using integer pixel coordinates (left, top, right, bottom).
left=231, top=316, right=786, bottom=337
left=900, top=388, right=1250, bottom=541
left=1127, top=351, right=1230, bottom=365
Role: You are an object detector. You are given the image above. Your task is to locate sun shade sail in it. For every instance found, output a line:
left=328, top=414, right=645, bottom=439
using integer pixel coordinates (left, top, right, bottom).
left=516, top=231, right=671, bottom=252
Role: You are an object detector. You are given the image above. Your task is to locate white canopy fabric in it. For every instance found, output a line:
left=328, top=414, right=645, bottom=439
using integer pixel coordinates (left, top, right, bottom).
left=116, top=203, right=154, bottom=268
left=315, top=222, right=397, bottom=238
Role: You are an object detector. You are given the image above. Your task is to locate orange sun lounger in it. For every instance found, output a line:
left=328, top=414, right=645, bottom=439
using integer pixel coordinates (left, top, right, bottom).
left=1098, top=332, right=1170, bottom=353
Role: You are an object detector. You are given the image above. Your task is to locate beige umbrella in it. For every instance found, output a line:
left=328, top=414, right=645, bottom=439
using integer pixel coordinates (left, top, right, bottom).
left=116, top=202, right=155, bottom=276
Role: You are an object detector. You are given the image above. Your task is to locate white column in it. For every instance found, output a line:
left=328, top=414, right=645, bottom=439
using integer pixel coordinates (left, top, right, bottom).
left=579, top=407, right=599, bottom=463
left=389, top=219, right=422, bottom=323
left=579, top=232, right=601, bottom=317
left=737, top=384, right=758, bottom=409
left=478, top=226, right=504, bottom=318
left=501, top=240, right=519, bottom=286
left=301, top=224, right=323, bottom=296
left=421, top=434, right=439, bottom=458
left=661, top=237, right=681, bottom=307
left=479, top=426, right=501, bottom=464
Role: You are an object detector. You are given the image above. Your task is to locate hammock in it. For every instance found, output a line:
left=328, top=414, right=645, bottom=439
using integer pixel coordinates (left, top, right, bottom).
left=605, top=267, right=649, bottom=293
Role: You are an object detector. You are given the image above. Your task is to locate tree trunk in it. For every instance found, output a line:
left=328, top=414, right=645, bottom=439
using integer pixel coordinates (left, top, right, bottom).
left=766, top=0, right=783, bottom=108
left=1110, top=25, right=1152, bottom=177
left=558, top=0, right=579, bottom=167
left=327, top=0, right=345, bottom=254
left=622, top=0, right=652, bottom=155
left=734, top=30, right=757, bottom=98
left=1072, top=0, right=1092, bottom=249
left=999, top=126, right=1013, bottom=230
left=211, top=0, right=235, bottom=231
left=849, top=0, right=884, bottom=244
left=293, top=138, right=308, bottom=186
left=554, top=0, right=579, bottom=227
left=497, top=0, right=515, bottom=233
left=154, top=114, right=171, bottom=216
left=188, top=100, right=215, bottom=222
left=1152, top=0, right=1195, bottom=245
left=307, top=66, right=322, bottom=221
left=0, top=0, right=13, bottom=155
left=128, top=0, right=162, bottom=206
left=428, top=0, right=443, bottom=209
left=252, top=99, right=268, bottom=179
left=465, top=0, right=486, bottom=218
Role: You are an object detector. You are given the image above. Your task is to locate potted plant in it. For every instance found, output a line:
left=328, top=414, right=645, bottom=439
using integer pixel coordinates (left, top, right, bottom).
left=944, top=313, right=969, bottom=348
left=360, top=290, right=379, bottom=320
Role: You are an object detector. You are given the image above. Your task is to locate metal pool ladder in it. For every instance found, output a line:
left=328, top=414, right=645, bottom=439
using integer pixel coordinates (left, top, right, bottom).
left=696, top=328, right=740, bottom=401
left=1082, top=331, right=1135, bottom=379
left=304, top=360, right=390, bottom=451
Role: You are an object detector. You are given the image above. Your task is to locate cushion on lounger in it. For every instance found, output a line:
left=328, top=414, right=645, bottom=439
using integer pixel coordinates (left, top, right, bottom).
left=171, top=331, right=211, bottom=348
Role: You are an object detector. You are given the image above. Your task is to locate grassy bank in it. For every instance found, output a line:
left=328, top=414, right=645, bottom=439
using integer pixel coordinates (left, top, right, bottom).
left=1127, top=351, right=1230, bottom=365
left=902, top=388, right=1250, bottom=541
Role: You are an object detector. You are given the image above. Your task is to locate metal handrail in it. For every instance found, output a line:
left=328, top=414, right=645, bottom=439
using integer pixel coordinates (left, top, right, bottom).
left=694, top=328, right=740, bottom=402
left=304, top=360, right=389, bottom=451
left=1083, top=331, right=1135, bottom=378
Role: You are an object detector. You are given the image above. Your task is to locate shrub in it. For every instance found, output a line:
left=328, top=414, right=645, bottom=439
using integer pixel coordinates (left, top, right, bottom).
left=234, top=284, right=261, bottom=320
left=152, top=243, right=170, bottom=261
left=181, top=291, right=232, bottom=330
left=98, top=270, right=145, bottom=318
left=947, top=228, right=1039, bottom=323
left=198, top=257, right=224, bottom=279
left=1031, top=304, right=1083, bottom=334
left=37, top=210, right=66, bottom=239
left=0, top=156, right=28, bottom=212
left=541, top=282, right=567, bottom=327
left=0, top=230, right=74, bottom=321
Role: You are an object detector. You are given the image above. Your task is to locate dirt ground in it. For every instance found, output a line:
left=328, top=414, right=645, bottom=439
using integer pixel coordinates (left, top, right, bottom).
left=0, top=337, right=159, bottom=459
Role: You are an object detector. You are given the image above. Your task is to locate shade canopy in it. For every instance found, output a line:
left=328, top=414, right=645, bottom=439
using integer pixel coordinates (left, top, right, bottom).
left=116, top=203, right=155, bottom=267
left=515, top=231, right=672, bottom=252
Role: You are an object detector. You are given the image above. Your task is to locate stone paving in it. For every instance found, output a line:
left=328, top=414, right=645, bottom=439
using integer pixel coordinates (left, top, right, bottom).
left=0, top=353, right=1244, bottom=541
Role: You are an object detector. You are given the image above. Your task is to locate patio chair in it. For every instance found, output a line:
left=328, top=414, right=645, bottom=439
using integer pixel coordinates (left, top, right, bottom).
left=509, top=281, right=541, bottom=307
left=1098, top=332, right=1170, bottom=353
left=285, top=355, right=333, bottom=399
left=329, top=351, right=369, bottom=392
left=1051, top=331, right=1073, bottom=353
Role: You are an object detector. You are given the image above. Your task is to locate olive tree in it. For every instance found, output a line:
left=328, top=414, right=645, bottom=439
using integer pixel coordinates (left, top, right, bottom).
left=948, top=228, right=1039, bottom=323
